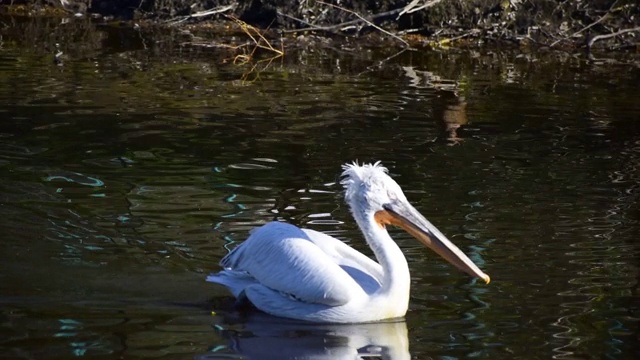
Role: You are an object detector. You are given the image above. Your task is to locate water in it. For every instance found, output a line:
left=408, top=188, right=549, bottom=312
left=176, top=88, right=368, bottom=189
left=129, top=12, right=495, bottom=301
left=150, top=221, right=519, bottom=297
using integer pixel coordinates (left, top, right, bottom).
left=1, top=16, right=639, bottom=359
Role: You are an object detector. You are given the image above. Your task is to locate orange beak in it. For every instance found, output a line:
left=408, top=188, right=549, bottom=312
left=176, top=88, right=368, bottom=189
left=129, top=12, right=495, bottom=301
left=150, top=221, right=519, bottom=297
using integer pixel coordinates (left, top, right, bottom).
left=375, top=200, right=490, bottom=284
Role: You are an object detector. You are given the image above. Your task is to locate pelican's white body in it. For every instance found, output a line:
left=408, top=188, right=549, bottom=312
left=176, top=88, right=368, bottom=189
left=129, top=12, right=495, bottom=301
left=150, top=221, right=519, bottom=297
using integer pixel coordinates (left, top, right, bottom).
left=208, top=221, right=410, bottom=323
left=207, top=162, right=487, bottom=323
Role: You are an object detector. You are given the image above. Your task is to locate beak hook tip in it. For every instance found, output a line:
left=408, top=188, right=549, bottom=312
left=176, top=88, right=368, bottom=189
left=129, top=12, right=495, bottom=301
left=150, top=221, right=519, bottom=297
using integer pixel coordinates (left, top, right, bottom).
left=482, top=274, right=491, bottom=284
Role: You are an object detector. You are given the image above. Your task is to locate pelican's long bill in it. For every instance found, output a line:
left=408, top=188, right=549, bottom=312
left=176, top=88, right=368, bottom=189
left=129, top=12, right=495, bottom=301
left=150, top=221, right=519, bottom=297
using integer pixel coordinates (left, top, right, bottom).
left=376, top=200, right=491, bottom=284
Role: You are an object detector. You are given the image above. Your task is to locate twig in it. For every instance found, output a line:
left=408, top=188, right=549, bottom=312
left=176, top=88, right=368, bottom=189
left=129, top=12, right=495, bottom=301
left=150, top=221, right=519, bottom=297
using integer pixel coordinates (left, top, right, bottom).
left=166, top=3, right=236, bottom=25
left=396, top=28, right=422, bottom=35
left=550, top=0, right=617, bottom=47
left=191, top=5, right=236, bottom=18
left=223, top=15, right=283, bottom=66
left=588, top=27, right=640, bottom=48
left=358, top=47, right=411, bottom=76
left=241, top=54, right=282, bottom=82
left=432, top=29, right=479, bottom=46
left=316, top=1, right=410, bottom=47
left=282, top=8, right=402, bottom=34
left=549, top=14, right=609, bottom=47
left=397, top=0, right=443, bottom=19
left=277, top=11, right=324, bottom=31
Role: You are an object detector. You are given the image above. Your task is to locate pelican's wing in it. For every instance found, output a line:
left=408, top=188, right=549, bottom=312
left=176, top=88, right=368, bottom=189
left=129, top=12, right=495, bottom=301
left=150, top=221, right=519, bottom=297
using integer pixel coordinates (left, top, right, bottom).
left=215, top=222, right=368, bottom=306
left=301, top=228, right=383, bottom=293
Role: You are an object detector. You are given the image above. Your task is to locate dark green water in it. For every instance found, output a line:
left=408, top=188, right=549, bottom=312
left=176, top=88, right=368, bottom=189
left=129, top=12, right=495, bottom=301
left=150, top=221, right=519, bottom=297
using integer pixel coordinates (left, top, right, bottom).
left=0, top=17, right=639, bottom=360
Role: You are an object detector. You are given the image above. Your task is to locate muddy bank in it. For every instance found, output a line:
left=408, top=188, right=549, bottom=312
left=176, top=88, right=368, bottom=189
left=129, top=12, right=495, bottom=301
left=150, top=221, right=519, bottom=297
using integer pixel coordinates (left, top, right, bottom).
left=3, top=0, right=640, bottom=51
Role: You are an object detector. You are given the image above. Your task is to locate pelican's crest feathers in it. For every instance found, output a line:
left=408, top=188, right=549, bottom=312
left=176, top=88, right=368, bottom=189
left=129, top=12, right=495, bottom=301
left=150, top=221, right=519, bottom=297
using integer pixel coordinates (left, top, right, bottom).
left=340, top=161, right=388, bottom=186
left=340, top=161, right=391, bottom=202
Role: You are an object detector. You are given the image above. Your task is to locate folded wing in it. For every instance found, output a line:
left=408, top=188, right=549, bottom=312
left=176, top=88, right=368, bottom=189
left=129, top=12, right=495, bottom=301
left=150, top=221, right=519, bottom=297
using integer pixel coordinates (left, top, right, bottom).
left=213, top=222, right=375, bottom=306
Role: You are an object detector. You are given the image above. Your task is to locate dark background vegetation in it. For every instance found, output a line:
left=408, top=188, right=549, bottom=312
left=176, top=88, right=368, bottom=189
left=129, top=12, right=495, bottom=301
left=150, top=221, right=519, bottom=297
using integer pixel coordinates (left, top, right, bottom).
left=3, top=0, right=639, bottom=50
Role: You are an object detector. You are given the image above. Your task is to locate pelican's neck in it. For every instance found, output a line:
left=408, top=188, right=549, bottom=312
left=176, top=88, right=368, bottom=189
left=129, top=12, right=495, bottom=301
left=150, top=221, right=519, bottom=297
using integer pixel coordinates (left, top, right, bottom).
left=357, top=213, right=411, bottom=297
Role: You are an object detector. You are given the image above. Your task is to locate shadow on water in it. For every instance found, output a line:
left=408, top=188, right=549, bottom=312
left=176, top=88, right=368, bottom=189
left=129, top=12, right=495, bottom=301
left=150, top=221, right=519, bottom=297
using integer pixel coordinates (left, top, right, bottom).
left=0, top=14, right=639, bottom=360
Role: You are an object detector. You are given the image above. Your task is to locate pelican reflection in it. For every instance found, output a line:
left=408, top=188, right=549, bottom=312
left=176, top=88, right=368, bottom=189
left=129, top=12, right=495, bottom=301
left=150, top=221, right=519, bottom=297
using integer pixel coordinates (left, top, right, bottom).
left=203, top=310, right=410, bottom=360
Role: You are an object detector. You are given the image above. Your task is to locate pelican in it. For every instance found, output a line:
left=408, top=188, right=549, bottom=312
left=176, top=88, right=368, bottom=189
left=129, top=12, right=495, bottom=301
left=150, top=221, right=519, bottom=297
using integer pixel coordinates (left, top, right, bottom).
left=207, top=162, right=490, bottom=323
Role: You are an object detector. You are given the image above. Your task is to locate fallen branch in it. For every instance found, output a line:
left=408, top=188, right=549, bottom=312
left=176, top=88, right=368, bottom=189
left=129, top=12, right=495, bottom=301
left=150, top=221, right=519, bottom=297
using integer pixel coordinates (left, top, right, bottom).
left=316, top=1, right=410, bottom=47
left=223, top=15, right=283, bottom=65
left=166, top=3, right=236, bottom=26
left=282, top=8, right=402, bottom=34
left=358, top=47, right=411, bottom=76
left=241, top=54, right=282, bottom=82
left=549, top=0, right=619, bottom=48
left=277, top=11, right=325, bottom=32
left=397, top=0, right=443, bottom=19
left=225, top=15, right=284, bottom=56
left=587, top=26, right=640, bottom=48
left=431, top=29, right=479, bottom=47
left=191, top=5, right=236, bottom=18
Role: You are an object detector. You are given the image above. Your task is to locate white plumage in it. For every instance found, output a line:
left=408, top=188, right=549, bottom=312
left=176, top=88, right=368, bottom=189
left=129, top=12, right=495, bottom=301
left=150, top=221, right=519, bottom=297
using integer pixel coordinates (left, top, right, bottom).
left=207, top=162, right=489, bottom=323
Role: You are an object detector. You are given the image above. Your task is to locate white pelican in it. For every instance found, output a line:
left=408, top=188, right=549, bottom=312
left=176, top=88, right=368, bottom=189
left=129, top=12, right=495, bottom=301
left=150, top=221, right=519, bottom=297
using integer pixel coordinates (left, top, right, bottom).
left=207, top=162, right=490, bottom=323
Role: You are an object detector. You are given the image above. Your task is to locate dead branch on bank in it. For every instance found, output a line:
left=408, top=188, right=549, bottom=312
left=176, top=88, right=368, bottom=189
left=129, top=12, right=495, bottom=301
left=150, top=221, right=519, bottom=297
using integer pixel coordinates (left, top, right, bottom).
left=282, top=8, right=403, bottom=35
left=282, top=13, right=375, bottom=34
left=184, top=14, right=282, bottom=81
left=315, top=1, right=409, bottom=47
left=397, top=0, right=442, bottom=19
left=281, top=2, right=409, bottom=47
left=166, top=3, right=236, bottom=26
left=549, top=0, right=618, bottom=48
left=223, top=15, right=283, bottom=63
left=587, top=27, right=640, bottom=49
left=430, top=29, right=480, bottom=47
left=548, top=0, right=640, bottom=49
left=222, top=15, right=283, bottom=82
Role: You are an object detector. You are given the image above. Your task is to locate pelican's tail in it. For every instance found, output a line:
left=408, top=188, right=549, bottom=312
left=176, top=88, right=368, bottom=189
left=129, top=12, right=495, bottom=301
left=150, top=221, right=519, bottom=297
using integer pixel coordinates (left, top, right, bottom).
left=207, top=270, right=257, bottom=298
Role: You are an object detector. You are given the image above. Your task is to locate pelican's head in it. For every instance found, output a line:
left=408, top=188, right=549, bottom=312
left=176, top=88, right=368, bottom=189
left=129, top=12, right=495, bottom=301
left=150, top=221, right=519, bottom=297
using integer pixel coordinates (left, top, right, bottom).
left=340, top=161, right=490, bottom=284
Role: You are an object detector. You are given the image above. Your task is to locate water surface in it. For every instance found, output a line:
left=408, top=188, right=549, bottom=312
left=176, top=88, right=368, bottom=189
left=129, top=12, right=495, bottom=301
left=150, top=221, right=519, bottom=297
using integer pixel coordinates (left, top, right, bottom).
left=0, top=16, right=639, bottom=360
